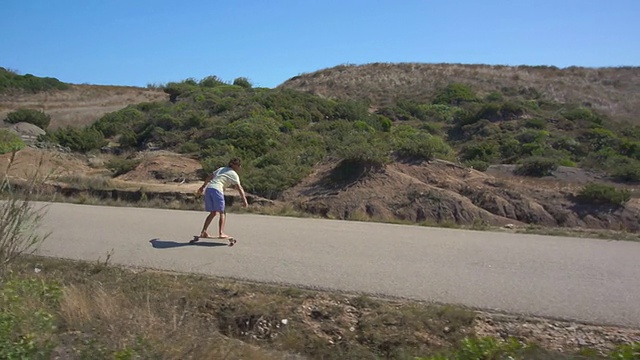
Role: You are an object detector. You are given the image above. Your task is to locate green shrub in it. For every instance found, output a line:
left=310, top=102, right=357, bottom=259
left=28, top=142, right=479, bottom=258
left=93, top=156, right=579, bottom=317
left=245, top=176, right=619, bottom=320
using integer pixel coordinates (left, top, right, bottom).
left=0, top=68, right=69, bottom=93
left=420, top=104, right=464, bottom=123
left=432, top=83, right=477, bottom=105
left=331, top=101, right=369, bottom=121
left=328, top=126, right=391, bottom=184
left=500, top=102, right=526, bottom=118
left=551, top=136, right=586, bottom=158
left=420, top=122, right=442, bottom=135
left=118, top=130, right=139, bottom=148
left=163, top=81, right=197, bottom=102
left=335, top=132, right=390, bottom=168
left=516, top=129, right=548, bottom=144
left=558, top=158, right=577, bottom=167
left=473, top=102, right=524, bottom=122
left=199, top=75, right=225, bottom=88
left=243, top=154, right=313, bottom=199
left=498, top=136, right=521, bottom=163
left=515, top=157, right=558, bottom=177
left=379, top=116, right=393, bottom=132
left=459, top=141, right=499, bottom=163
left=93, top=107, right=146, bottom=138
left=620, top=139, right=640, bottom=160
left=463, top=160, right=490, bottom=171
left=291, top=131, right=327, bottom=166
left=377, top=105, right=412, bottom=121
left=4, top=109, right=51, bottom=129
left=106, top=158, right=141, bottom=177
left=420, top=337, right=640, bottom=360
left=580, top=147, right=619, bottom=169
left=0, top=130, right=25, bottom=154
left=154, top=114, right=183, bottom=131
left=611, top=161, right=640, bottom=182
left=49, top=126, right=107, bottom=152
left=519, top=142, right=547, bottom=157
left=179, top=141, right=200, bottom=154
left=484, top=91, right=503, bottom=102
left=582, top=128, right=621, bottom=152
left=577, top=183, right=630, bottom=206
left=524, top=118, right=546, bottom=129
left=221, top=116, right=280, bottom=158
left=418, top=337, right=527, bottom=360
left=611, top=342, right=640, bottom=360
left=0, top=279, right=61, bottom=359
left=459, top=119, right=499, bottom=140
left=563, top=106, right=597, bottom=122
left=232, top=77, right=252, bottom=88
left=393, top=131, right=453, bottom=161
left=473, top=103, right=501, bottom=121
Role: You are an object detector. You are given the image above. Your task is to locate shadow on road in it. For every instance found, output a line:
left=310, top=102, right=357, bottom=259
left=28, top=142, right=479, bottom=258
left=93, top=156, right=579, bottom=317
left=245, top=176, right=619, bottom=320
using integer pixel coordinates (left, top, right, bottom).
left=149, top=238, right=227, bottom=249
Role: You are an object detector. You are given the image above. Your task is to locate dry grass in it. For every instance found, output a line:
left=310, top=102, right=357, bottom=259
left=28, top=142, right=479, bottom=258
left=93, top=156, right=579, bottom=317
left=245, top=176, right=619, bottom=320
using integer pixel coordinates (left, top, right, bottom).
left=4, top=255, right=638, bottom=359
left=0, top=84, right=167, bottom=129
left=55, top=174, right=114, bottom=190
left=514, top=225, right=640, bottom=241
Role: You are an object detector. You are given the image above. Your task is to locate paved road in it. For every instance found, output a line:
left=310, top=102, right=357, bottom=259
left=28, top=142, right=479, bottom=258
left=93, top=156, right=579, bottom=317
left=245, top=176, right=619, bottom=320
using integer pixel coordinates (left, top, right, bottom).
left=34, top=202, right=640, bottom=327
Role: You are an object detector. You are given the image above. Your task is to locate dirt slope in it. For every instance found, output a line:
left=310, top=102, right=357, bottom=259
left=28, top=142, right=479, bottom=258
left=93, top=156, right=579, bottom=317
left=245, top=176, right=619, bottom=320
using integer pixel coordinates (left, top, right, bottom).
left=281, top=159, right=640, bottom=231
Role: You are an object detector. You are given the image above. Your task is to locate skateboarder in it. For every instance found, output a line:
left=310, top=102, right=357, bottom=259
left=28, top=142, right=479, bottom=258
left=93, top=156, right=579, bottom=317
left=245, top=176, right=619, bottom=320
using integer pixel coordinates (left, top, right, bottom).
left=196, top=158, right=248, bottom=241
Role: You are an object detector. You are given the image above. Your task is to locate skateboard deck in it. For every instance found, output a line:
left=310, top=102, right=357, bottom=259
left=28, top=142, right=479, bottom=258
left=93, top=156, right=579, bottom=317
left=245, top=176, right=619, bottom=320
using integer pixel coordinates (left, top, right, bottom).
left=190, top=235, right=237, bottom=246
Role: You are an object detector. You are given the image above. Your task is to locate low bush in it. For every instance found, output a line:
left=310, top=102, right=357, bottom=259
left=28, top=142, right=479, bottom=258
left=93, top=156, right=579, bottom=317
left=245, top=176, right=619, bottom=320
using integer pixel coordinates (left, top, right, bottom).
left=524, top=118, right=546, bottom=129
left=0, top=278, right=61, bottom=358
left=106, top=158, right=141, bottom=177
left=4, top=108, right=51, bottom=129
left=611, top=161, right=640, bottom=182
left=515, top=157, right=558, bottom=177
left=459, top=141, right=499, bottom=163
left=232, top=77, right=252, bottom=88
left=432, top=83, right=477, bottom=105
left=563, top=106, right=598, bottom=122
left=48, top=127, right=107, bottom=153
left=577, top=183, right=631, bottom=206
left=393, top=130, right=453, bottom=161
left=0, top=68, right=69, bottom=93
left=0, top=130, right=25, bottom=154
left=463, top=160, right=490, bottom=172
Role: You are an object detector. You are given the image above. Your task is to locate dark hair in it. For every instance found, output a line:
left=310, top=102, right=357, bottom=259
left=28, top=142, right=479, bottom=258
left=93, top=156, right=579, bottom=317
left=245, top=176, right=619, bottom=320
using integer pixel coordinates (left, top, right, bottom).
left=228, top=158, right=241, bottom=167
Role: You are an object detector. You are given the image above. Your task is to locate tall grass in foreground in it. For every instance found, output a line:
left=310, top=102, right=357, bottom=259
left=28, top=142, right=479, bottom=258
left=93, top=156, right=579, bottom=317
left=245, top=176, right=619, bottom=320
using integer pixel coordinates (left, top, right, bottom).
left=0, top=151, right=53, bottom=358
left=0, top=151, right=49, bottom=276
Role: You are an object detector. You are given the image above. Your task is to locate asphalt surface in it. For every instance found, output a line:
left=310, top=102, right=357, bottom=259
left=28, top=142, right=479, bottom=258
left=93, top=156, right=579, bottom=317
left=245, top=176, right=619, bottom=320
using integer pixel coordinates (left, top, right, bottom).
left=34, top=202, right=640, bottom=327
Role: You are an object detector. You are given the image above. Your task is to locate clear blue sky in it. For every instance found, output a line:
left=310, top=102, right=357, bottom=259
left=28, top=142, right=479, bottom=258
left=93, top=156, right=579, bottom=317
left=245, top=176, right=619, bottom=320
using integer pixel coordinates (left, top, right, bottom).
left=2, top=0, right=638, bottom=88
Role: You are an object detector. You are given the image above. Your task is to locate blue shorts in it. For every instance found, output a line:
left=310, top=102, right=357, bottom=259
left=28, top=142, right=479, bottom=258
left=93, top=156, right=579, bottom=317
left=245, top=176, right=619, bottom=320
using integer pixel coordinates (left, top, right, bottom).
left=204, top=188, right=225, bottom=212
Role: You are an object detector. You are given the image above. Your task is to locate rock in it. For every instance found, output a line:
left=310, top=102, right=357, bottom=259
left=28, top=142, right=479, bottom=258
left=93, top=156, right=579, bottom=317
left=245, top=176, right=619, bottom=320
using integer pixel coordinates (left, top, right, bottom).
left=9, top=122, right=45, bottom=137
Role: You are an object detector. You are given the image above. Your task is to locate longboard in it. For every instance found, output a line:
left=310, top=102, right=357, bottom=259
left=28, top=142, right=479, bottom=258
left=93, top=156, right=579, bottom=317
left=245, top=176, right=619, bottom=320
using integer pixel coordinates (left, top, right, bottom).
left=190, top=235, right=237, bottom=246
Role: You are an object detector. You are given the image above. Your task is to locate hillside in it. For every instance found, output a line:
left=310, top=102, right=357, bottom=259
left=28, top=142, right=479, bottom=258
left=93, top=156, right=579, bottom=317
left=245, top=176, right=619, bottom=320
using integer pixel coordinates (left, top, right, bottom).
left=279, top=63, right=640, bottom=124
left=2, top=64, right=640, bottom=233
left=0, top=84, right=166, bottom=129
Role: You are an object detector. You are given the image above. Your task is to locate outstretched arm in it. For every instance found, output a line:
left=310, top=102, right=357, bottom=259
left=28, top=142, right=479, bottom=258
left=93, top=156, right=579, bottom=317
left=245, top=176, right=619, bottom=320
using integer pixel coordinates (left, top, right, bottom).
left=235, top=184, right=249, bottom=207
